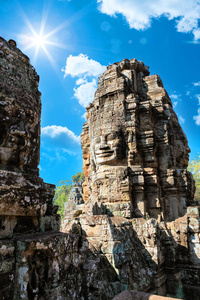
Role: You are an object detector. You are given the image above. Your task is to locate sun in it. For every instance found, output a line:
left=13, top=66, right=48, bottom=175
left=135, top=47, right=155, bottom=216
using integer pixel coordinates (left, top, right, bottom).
left=32, top=34, right=47, bottom=48
left=20, top=29, right=54, bottom=66
left=18, top=10, right=69, bottom=68
left=24, top=32, right=50, bottom=55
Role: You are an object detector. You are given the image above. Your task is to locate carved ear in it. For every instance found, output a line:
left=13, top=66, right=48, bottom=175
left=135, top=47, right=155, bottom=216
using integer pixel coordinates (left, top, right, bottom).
left=91, top=158, right=96, bottom=172
left=127, top=130, right=134, bottom=143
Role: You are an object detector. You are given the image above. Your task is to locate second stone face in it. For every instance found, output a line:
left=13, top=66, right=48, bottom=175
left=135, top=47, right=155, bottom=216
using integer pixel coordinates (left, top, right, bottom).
left=81, top=58, right=195, bottom=221
left=0, top=37, right=41, bottom=174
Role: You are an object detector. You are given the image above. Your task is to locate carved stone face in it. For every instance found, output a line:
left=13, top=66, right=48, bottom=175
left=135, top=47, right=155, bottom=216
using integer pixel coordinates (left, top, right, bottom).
left=91, top=128, right=125, bottom=166
left=0, top=99, right=40, bottom=171
left=0, top=37, right=41, bottom=172
left=82, top=58, right=195, bottom=221
left=175, top=139, right=190, bottom=166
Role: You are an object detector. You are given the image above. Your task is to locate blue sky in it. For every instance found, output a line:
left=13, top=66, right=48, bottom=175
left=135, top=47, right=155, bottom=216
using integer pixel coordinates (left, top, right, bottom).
left=1, top=0, right=200, bottom=185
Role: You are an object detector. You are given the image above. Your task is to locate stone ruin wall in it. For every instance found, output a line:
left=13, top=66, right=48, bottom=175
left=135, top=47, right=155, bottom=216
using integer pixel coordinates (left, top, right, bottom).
left=0, top=37, right=200, bottom=300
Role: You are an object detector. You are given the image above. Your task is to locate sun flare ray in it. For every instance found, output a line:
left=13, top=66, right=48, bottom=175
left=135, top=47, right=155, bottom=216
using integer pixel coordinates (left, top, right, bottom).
left=18, top=6, right=70, bottom=67
left=41, top=44, right=58, bottom=72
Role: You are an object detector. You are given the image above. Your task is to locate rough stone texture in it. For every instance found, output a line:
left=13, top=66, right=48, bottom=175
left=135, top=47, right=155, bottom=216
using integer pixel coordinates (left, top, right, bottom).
left=12, top=232, right=120, bottom=300
left=74, top=58, right=199, bottom=299
left=61, top=183, right=84, bottom=231
left=0, top=37, right=58, bottom=231
left=160, top=207, right=200, bottom=299
left=65, top=183, right=84, bottom=214
left=0, top=37, right=120, bottom=300
left=63, top=215, right=159, bottom=294
left=68, top=183, right=84, bottom=205
left=0, top=39, right=40, bottom=174
left=113, top=290, right=179, bottom=300
left=1, top=37, right=200, bottom=300
left=130, top=211, right=200, bottom=299
left=81, top=59, right=195, bottom=222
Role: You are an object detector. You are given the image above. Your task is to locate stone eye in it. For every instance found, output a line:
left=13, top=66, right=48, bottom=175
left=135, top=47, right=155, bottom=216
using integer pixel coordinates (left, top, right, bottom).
left=107, top=133, right=118, bottom=141
left=107, top=134, right=114, bottom=141
left=95, top=137, right=100, bottom=143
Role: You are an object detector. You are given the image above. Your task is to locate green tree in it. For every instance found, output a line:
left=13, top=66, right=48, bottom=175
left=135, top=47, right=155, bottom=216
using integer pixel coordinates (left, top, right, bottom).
left=53, top=180, right=72, bottom=218
left=53, top=172, right=85, bottom=218
left=71, top=171, right=85, bottom=183
left=188, top=155, right=200, bottom=201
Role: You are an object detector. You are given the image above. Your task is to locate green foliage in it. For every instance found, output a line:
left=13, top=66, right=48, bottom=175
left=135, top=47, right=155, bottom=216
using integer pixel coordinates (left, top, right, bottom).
left=71, top=171, right=85, bottom=183
left=53, top=180, right=72, bottom=218
left=188, top=155, right=200, bottom=201
left=53, top=172, right=85, bottom=218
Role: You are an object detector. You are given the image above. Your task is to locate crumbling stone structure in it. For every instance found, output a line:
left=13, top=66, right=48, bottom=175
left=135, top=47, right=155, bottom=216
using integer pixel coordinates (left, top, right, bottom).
left=1, top=37, right=200, bottom=300
left=61, top=183, right=84, bottom=230
left=68, top=183, right=84, bottom=205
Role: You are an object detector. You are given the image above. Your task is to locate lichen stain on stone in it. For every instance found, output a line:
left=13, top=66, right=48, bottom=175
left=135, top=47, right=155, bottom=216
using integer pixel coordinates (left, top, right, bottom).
left=18, top=267, right=28, bottom=296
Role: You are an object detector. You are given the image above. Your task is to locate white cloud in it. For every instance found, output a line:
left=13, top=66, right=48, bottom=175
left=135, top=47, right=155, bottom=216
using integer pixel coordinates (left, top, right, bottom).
left=193, top=28, right=200, bottom=41
left=41, top=125, right=81, bottom=152
left=170, top=94, right=179, bottom=99
left=76, top=78, right=87, bottom=85
left=194, top=81, right=200, bottom=87
left=97, top=0, right=200, bottom=40
left=196, top=94, right=200, bottom=105
left=74, top=79, right=97, bottom=108
left=41, top=152, right=56, bottom=162
left=173, top=101, right=178, bottom=108
left=178, top=115, right=185, bottom=124
left=194, top=108, right=200, bottom=125
left=193, top=94, right=200, bottom=125
left=62, top=54, right=106, bottom=78
left=81, top=112, right=87, bottom=121
left=170, top=93, right=181, bottom=107
left=42, top=125, right=80, bottom=143
left=63, top=54, right=106, bottom=109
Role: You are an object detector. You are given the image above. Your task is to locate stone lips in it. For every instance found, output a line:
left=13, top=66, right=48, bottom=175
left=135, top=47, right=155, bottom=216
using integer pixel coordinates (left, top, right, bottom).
left=81, top=58, right=195, bottom=221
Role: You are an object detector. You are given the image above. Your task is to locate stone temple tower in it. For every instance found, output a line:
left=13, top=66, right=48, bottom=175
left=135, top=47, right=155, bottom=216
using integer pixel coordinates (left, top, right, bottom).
left=81, top=58, right=195, bottom=222
left=0, top=38, right=57, bottom=219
